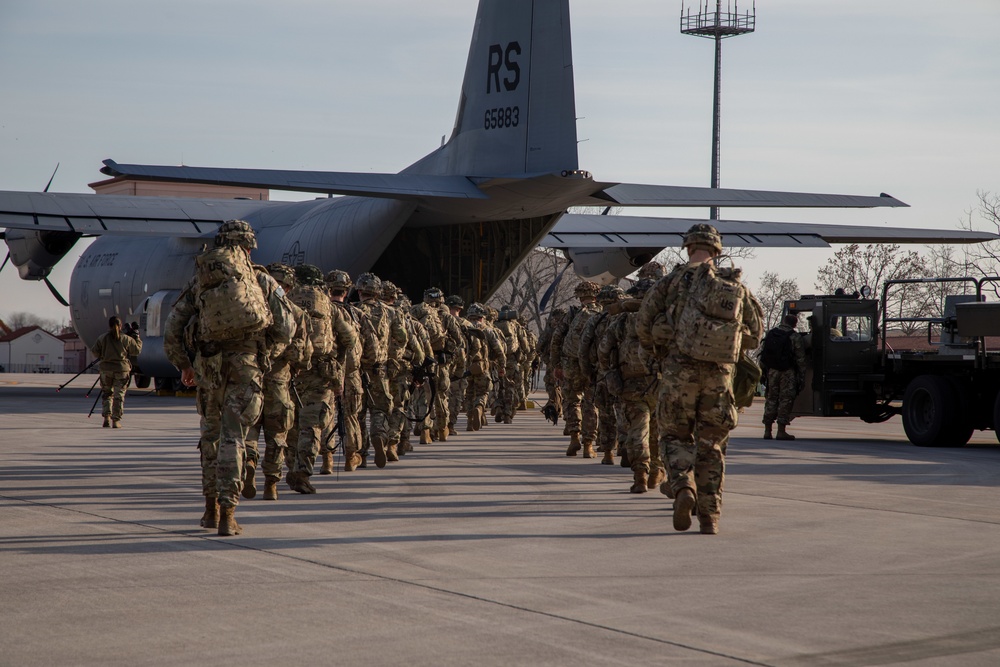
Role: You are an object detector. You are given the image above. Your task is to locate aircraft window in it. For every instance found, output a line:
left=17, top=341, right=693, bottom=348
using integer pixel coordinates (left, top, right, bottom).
left=830, top=315, right=872, bottom=342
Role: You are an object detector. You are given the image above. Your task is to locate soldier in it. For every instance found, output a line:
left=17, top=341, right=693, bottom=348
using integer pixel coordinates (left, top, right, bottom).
left=518, top=316, right=537, bottom=410
left=326, top=270, right=367, bottom=471
left=285, top=264, right=357, bottom=494
left=164, top=219, right=294, bottom=536
left=580, top=285, right=626, bottom=464
left=537, top=308, right=566, bottom=424
left=599, top=279, right=666, bottom=493
left=90, top=316, right=142, bottom=428
left=355, top=272, right=407, bottom=468
left=431, top=289, right=466, bottom=440
left=391, top=291, right=430, bottom=455
left=463, top=303, right=506, bottom=430
left=445, top=295, right=470, bottom=436
left=378, top=281, right=413, bottom=457
left=493, top=305, right=525, bottom=424
left=636, top=260, right=665, bottom=281
left=550, top=281, right=602, bottom=457
left=637, top=223, right=763, bottom=535
left=244, top=263, right=310, bottom=501
left=410, top=288, right=450, bottom=443
left=760, top=313, right=807, bottom=440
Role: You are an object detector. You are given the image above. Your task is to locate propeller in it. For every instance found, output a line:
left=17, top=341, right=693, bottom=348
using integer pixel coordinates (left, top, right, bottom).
left=44, top=163, right=60, bottom=192
left=44, top=277, right=70, bottom=307
left=538, top=259, right=573, bottom=314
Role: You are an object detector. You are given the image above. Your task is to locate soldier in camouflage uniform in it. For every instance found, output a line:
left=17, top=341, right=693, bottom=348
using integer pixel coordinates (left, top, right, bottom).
left=285, top=264, right=358, bottom=494
left=90, top=316, right=142, bottom=428
left=391, top=292, right=430, bottom=455
left=550, top=281, right=602, bottom=457
left=599, top=279, right=666, bottom=493
left=378, top=281, right=413, bottom=457
left=636, top=260, right=665, bottom=282
left=493, top=305, right=528, bottom=424
left=463, top=303, right=506, bottom=430
left=326, top=270, right=367, bottom=471
left=637, top=224, right=763, bottom=535
left=761, top=313, right=807, bottom=440
left=518, top=316, right=537, bottom=410
left=164, top=220, right=294, bottom=536
left=244, top=263, right=310, bottom=500
left=537, top=308, right=566, bottom=423
left=580, top=285, right=626, bottom=464
left=356, top=273, right=407, bottom=468
left=445, top=295, right=470, bottom=436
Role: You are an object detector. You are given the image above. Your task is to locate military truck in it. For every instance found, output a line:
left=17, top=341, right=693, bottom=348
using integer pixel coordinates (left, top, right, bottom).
left=782, top=277, right=1000, bottom=447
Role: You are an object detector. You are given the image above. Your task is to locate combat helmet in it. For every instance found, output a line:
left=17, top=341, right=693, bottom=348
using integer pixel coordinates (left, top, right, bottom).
left=467, top=302, right=487, bottom=319
left=214, top=219, right=256, bottom=250
left=498, top=305, right=517, bottom=321
left=445, top=294, right=465, bottom=310
left=423, top=287, right=444, bottom=304
left=573, top=280, right=601, bottom=299
left=381, top=280, right=400, bottom=301
left=682, top=223, right=723, bottom=255
left=325, top=269, right=352, bottom=290
left=266, top=263, right=296, bottom=288
left=596, top=284, right=625, bottom=304
left=294, top=264, right=325, bottom=286
left=355, top=272, right=382, bottom=296
left=627, top=278, right=656, bottom=298
left=637, top=260, right=664, bottom=280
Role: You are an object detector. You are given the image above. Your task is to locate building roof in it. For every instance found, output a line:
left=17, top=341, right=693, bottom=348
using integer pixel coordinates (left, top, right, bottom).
left=0, top=325, right=62, bottom=343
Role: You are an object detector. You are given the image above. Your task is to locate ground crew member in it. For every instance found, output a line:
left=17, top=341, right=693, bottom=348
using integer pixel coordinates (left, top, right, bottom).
left=761, top=313, right=807, bottom=440
left=90, top=316, right=142, bottom=428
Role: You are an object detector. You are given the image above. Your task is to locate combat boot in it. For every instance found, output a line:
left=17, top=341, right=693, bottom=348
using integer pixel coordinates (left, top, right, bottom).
left=359, top=451, right=368, bottom=468
left=386, top=443, right=400, bottom=462
left=601, top=449, right=614, bottom=465
left=102, top=416, right=111, bottom=428
left=673, top=488, right=696, bottom=532
left=659, top=479, right=675, bottom=500
left=776, top=424, right=795, bottom=441
left=647, top=467, right=666, bottom=491
left=466, top=411, right=476, bottom=431
left=419, top=428, right=432, bottom=444
left=763, top=422, right=773, bottom=440
left=241, top=460, right=257, bottom=499
left=321, top=452, right=334, bottom=474
left=286, top=470, right=301, bottom=491
left=374, top=439, right=387, bottom=468
left=217, top=505, right=242, bottom=536
left=619, top=447, right=631, bottom=469
left=396, top=439, right=407, bottom=457
left=345, top=452, right=362, bottom=472
left=292, top=474, right=317, bottom=494
left=630, top=469, right=648, bottom=494
left=200, top=496, right=219, bottom=529
left=566, top=433, right=582, bottom=456
left=582, top=441, right=596, bottom=459
left=562, top=424, right=571, bottom=436
left=699, top=515, right=719, bottom=535
left=111, top=419, right=122, bottom=429
left=448, top=424, right=458, bottom=437
left=263, top=476, right=279, bottom=501
left=438, top=427, right=449, bottom=442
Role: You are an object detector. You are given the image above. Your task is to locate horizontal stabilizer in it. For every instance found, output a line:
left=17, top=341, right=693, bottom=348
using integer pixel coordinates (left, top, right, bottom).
left=101, top=160, right=488, bottom=200
left=0, top=191, right=277, bottom=236
left=542, top=214, right=996, bottom=248
left=588, top=182, right=908, bottom=209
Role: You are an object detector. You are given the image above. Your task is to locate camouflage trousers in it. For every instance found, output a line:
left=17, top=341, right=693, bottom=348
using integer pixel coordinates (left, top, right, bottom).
left=99, top=370, right=130, bottom=421
left=464, top=371, right=492, bottom=411
left=543, top=366, right=562, bottom=416
left=415, top=361, right=451, bottom=432
left=410, top=377, right=436, bottom=434
left=519, top=361, right=533, bottom=405
left=289, top=370, right=333, bottom=478
left=360, top=367, right=393, bottom=456
left=194, top=351, right=263, bottom=507
left=763, top=368, right=799, bottom=426
left=594, top=381, right=618, bottom=453
left=495, top=360, right=520, bottom=422
left=449, top=377, right=468, bottom=428
left=621, top=379, right=663, bottom=475
left=561, top=367, right=598, bottom=443
left=657, top=357, right=737, bottom=520
left=389, top=369, right=412, bottom=444
left=245, top=366, right=294, bottom=480
left=341, top=372, right=363, bottom=458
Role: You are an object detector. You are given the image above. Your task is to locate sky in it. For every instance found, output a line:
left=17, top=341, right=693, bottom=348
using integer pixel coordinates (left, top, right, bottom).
left=2, top=0, right=999, bottom=325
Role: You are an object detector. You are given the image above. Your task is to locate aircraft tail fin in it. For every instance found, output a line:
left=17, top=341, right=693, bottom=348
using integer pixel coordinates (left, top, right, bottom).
left=407, top=0, right=578, bottom=178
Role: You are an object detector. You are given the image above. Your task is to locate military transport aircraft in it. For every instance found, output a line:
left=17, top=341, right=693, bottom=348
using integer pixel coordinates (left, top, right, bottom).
left=0, top=0, right=993, bottom=380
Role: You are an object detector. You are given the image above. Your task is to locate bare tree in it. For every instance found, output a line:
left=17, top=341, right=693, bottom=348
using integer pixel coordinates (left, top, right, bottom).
left=1, top=311, right=67, bottom=334
left=957, top=190, right=1000, bottom=295
left=816, top=244, right=928, bottom=335
left=755, top=272, right=800, bottom=332
left=488, top=248, right=581, bottom=334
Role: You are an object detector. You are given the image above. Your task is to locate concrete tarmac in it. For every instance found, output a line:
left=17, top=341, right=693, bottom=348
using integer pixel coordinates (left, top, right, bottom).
left=2, top=373, right=999, bottom=666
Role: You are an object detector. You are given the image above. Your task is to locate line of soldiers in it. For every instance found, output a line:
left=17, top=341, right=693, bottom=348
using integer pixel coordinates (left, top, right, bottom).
left=541, top=223, right=763, bottom=535
left=163, top=220, right=540, bottom=536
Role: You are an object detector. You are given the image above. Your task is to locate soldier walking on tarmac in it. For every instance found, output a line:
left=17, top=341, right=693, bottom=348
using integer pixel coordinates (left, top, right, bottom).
left=90, top=316, right=142, bottom=428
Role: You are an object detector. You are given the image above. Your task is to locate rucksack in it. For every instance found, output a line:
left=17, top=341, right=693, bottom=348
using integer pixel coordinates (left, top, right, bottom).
left=760, top=327, right=795, bottom=371
left=287, top=285, right=334, bottom=356
left=195, top=246, right=272, bottom=343
left=673, top=263, right=746, bottom=363
left=413, top=303, right=447, bottom=352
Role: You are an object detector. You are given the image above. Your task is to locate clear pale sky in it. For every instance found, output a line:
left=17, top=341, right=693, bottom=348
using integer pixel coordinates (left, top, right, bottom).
left=2, top=0, right=998, bottom=324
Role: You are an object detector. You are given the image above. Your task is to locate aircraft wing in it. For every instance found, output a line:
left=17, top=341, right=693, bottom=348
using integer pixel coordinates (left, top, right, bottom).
left=0, top=190, right=279, bottom=236
left=542, top=214, right=998, bottom=248
left=100, top=160, right=488, bottom=200
left=583, top=182, right=909, bottom=209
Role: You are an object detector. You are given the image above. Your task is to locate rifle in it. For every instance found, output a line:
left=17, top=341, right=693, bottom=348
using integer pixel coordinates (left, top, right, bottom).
left=405, top=358, right=437, bottom=422
left=320, top=394, right=347, bottom=455
left=289, top=378, right=304, bottom=408
left=87, top=388, right=102, bottom=419
left=58, top=358, right=100, bottom=392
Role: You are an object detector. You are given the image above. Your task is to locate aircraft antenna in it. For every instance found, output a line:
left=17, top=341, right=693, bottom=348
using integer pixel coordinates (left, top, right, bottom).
left=681, top=0, right=755, bottom=220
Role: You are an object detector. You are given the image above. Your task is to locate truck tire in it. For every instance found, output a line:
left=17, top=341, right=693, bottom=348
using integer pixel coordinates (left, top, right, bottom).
left=902, top=375, right=969, bottom=447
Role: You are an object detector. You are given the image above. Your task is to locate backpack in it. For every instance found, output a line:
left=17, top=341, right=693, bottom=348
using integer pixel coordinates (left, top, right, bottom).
left=760, top=327, right=795, bottom=371
left=733, top=352, right=762, bottom=409
left=673, top=263, right=746, bottom=363
left=195, top=246, right=272, bottom=343
left=413, top=303, right=447, bottom=352
left=287, top=285, right=334, bottom=356
left=495, top=319, right=521, bottom=357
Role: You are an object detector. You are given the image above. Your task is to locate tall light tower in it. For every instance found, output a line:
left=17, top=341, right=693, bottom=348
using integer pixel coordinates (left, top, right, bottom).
left=681, top=0, right=755, bottom=220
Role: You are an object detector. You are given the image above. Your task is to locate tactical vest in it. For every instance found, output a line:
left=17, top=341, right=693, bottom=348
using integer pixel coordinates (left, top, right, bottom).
left=673, top=263, right=746, bottom=364
left=194, top=246, right=272, bottom=343
left=287, top=285, right=334, bottom=357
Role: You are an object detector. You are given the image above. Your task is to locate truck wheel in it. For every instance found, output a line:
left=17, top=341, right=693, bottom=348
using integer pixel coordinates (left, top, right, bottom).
left=902, top=375, right=968, bottom=447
